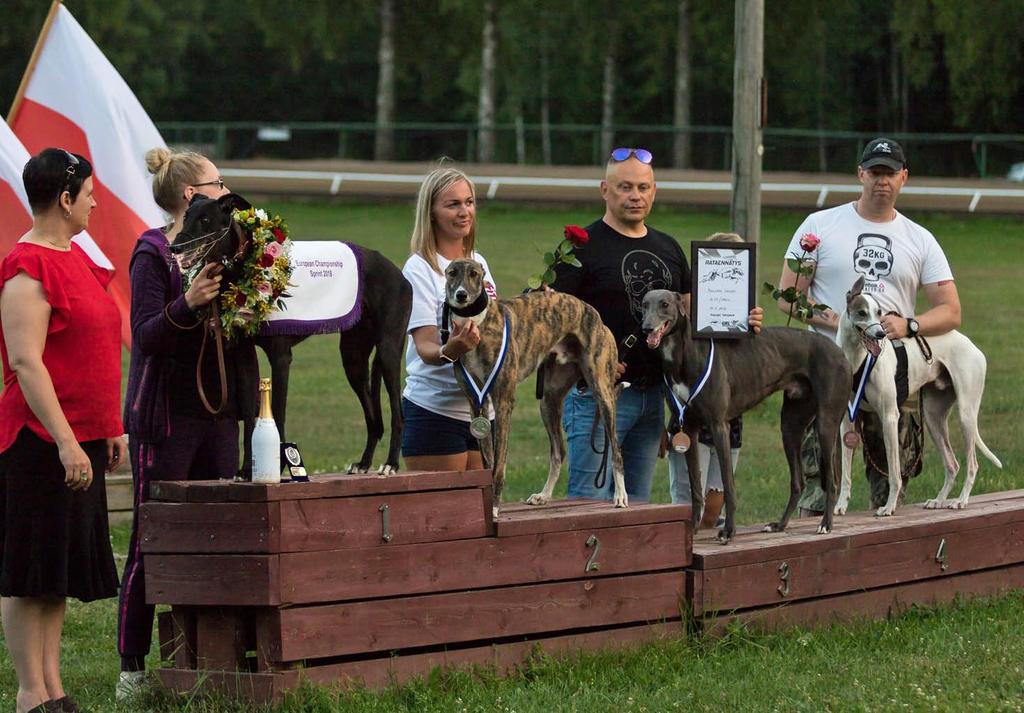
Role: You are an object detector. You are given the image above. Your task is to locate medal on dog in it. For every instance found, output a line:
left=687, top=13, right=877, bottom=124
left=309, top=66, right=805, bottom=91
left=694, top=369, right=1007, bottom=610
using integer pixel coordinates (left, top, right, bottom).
left=671, top=432, right=691, bottom=454
left=843, top=431, right=861, bottom=449
left=470, top=416, right=491, bottom=439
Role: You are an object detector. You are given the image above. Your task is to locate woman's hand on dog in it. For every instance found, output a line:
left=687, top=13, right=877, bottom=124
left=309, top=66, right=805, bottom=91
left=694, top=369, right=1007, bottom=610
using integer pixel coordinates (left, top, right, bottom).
left=184, top=263, right=224, bottom=311
left=445, top=320, right=481, bottom=360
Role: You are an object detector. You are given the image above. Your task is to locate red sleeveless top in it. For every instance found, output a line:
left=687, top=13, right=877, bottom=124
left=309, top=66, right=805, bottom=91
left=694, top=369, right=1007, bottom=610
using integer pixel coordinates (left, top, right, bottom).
left=0, top=242, right=123, bottom=452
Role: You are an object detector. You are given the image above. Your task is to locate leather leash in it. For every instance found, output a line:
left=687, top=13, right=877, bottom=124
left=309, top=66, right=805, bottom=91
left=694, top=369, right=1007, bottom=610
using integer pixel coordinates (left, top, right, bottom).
left=197, top=290, right=229, bottom=416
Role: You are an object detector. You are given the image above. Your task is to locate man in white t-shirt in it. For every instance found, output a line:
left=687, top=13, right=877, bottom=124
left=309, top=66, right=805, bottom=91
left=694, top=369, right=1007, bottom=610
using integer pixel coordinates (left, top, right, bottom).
left=775, top=137, right=962, bottom=514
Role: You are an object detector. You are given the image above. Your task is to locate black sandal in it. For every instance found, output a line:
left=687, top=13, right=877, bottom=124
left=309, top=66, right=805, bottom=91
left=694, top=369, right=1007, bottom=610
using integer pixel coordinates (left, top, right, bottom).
left=50, top=696, right=80, bottom=712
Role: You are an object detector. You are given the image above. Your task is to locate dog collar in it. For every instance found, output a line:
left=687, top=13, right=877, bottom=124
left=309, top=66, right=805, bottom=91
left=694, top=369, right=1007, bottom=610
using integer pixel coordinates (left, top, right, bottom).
left=449, top=291, right=489, bottom=318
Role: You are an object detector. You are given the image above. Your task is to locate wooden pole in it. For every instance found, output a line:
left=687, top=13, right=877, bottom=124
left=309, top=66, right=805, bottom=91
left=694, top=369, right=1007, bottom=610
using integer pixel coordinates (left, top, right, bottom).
left=730, top=0, right=764, bottom=246
left=7, top=0, right=62, bottom=124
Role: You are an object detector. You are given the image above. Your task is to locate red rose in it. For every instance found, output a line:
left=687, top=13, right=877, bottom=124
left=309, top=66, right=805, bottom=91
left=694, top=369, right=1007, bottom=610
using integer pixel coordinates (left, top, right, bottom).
left=272, top=227, right=286, bottom=244
left=259, top=253, right=275, bottom=268
left=234, top=292, right=247, bottom=306
left=799, top=232, right=820, bottom=252
left=564, top=224, right=589, bottom=247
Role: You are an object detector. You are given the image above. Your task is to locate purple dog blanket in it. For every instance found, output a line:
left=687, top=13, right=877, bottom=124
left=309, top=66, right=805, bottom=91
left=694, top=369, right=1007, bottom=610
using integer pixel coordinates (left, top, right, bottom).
left=258, top=241, right=364, bottom=337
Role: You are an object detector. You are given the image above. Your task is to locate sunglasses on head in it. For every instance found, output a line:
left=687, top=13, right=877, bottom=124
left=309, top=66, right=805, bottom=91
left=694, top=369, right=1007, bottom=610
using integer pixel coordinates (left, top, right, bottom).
left=61, top=150, right=79, bottom=198
left=610, top=147, right=653, bottom=164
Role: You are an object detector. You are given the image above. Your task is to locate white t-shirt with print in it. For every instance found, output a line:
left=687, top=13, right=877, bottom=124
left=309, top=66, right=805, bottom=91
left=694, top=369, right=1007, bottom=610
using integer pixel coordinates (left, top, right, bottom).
left=785, top=202, right=953, bottom=338
left=402, top=252, right=497, bottom=421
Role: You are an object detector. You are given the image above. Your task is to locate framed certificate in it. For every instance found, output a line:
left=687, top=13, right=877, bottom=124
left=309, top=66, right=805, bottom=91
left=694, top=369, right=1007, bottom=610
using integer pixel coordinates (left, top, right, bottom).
left=690, top=241, right=756, bottom=339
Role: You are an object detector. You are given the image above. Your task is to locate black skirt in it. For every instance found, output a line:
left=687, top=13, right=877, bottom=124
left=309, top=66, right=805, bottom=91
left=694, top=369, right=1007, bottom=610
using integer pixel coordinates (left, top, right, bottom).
left=0, top=427, right=119, bottom=601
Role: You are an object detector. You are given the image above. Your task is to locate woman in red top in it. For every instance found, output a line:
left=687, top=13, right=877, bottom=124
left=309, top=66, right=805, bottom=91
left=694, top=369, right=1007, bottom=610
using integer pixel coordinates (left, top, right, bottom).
left=0, top=149, right=125, bottom=713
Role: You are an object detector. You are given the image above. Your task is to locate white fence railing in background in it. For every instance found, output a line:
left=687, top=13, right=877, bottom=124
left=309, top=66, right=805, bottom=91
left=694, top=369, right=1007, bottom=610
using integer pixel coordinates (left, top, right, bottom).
left=220, top=168, right=1024, bottom=213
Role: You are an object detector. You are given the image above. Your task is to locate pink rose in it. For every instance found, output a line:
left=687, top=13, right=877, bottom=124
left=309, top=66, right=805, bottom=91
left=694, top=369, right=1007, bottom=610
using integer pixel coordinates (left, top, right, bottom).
left=257, top=282, right=272, bottom=296
left=799, top=233, right=820, bottom=252
left=264, top=242, right=282, bottom=259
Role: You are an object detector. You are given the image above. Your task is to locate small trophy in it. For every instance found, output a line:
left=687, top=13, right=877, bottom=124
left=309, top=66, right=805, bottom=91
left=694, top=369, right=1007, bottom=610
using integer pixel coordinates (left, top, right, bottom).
left=280, top=442, right=309, bottom=482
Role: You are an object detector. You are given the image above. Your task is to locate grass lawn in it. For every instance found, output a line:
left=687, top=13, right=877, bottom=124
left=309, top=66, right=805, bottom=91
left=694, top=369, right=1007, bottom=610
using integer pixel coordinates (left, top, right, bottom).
left=1, top=199, right=1021, bottom=711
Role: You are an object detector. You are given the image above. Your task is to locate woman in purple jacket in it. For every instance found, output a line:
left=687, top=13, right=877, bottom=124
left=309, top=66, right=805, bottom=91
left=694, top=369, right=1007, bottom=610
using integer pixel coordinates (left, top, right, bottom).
left=115, top=148, right=257, bottom=700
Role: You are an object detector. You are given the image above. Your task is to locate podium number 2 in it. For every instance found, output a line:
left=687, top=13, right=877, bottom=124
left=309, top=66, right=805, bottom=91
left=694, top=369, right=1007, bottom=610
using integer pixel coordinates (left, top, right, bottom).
left=585, top=534, right=601, bottom=572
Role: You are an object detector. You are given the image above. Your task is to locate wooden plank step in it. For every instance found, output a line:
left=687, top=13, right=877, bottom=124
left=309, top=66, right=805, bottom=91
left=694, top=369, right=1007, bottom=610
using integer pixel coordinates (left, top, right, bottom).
left=689, top=518, right=1024, bottom=614
left=496, top=499, right=691, bottom=537
left=692, top=493, right=1024, bottom=569
left=141, top=487, right=489, bottom=554
left=269, top=571, right=685, bottom=662
left=155, top=622, right=680, bottom=704
left=696, top=561, right=1024, bottom=637
left=145, top=521, right=692, bottom=606
left=149, top=469, right=492, bottom=503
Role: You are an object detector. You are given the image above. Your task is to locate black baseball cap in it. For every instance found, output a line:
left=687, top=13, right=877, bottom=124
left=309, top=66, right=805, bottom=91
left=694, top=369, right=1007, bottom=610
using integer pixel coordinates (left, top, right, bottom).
left=859, top=138, right=906, bottom=171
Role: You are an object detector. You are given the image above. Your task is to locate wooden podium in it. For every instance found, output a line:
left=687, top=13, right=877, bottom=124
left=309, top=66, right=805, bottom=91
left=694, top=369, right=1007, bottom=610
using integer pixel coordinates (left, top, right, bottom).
left=140, top=470, right=692, bottom=702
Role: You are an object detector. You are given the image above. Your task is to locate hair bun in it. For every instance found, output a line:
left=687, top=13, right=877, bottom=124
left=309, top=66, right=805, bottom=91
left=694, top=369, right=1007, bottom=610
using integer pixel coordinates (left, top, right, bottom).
left=144, top=147, right=172, bottom=174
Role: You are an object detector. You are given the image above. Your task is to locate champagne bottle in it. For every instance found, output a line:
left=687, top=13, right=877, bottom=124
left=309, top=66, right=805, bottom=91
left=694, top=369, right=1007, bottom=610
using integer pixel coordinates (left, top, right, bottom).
left=252, top=377, right=281, bottom=483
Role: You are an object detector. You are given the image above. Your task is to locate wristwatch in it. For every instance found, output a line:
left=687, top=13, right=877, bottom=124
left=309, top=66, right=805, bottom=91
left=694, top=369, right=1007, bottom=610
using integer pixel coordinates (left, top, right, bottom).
left=906, top=317, right=920, bottom=336
left=439, top=344, right=458, bottom=364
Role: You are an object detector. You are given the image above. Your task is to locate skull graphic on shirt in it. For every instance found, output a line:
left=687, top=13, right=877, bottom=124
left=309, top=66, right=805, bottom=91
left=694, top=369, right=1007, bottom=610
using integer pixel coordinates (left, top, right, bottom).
left=853, top=233, right=893, bottom=281
left=621, top=250, right=672, bottom=320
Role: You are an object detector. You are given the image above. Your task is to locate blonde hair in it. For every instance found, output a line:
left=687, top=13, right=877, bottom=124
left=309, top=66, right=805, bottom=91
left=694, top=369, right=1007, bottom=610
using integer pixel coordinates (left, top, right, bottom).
left=409, top=165, right=477, bottom=274
left=707, top=231, right=744, bottom=243
left=145, top=147, right=208, bottom=213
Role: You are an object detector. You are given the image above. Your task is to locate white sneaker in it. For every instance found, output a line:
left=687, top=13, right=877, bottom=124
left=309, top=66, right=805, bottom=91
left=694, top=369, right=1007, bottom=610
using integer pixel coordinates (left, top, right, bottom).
left=115, top=670, right=148, bottom=703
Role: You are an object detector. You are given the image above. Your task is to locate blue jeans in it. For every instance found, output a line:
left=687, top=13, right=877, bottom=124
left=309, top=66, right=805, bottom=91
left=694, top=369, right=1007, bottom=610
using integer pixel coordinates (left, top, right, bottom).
left=563, top=385, right=664, bottom=502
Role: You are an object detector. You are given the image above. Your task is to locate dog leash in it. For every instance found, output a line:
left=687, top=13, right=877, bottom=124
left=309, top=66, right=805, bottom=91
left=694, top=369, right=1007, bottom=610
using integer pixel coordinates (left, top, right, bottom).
left=664, top=339, right=716, bottom=450
left=197, top=299, right=229, bottom=416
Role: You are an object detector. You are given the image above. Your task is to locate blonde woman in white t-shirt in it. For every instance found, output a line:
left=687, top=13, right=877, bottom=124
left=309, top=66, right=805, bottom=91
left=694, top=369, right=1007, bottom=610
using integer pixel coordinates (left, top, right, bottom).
left=401, top=166, right=498, bottom=471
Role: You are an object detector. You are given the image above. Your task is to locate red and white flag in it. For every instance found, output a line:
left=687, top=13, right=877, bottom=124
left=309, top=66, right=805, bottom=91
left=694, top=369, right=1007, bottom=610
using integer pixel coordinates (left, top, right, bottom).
left=0, top=118, right=111, bottom=270
left=9, top=2, right=169, bottom=346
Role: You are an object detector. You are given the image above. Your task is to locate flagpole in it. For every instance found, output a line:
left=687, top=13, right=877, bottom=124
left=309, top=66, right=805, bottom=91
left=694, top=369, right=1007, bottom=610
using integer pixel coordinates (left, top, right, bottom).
left=7, top=0, right=63, bottom=125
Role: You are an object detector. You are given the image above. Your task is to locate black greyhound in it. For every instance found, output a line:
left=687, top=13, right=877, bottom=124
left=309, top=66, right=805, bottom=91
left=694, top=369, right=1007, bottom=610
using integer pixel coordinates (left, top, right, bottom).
left=641, top=289, right=852, bottom=543
left=170, top=193, right=412, bottom=475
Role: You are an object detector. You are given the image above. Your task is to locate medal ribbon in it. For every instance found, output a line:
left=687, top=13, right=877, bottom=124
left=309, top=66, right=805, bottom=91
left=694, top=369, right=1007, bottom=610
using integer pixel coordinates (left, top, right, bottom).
left=664, top=339, right=715, bottom=429
left=846, top=353, right=877, bottom=422
left=456, top=311, right=511, bottom=413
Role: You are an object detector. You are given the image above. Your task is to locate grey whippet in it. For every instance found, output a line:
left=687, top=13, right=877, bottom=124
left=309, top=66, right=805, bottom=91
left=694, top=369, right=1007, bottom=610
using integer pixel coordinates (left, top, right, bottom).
left=641, top=289, right=853, bottom=543
left=835, top=277, right=1001, bottom=516
left=444, top=258, right=626, bottom=515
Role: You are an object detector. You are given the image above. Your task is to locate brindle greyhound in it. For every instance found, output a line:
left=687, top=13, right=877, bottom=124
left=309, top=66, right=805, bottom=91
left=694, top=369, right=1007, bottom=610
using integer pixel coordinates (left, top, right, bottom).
left=171, top=193, right=412, bottom=475
left=641, top=289, right=853, bottom=543
left=443, top=258, right=626, bottom=514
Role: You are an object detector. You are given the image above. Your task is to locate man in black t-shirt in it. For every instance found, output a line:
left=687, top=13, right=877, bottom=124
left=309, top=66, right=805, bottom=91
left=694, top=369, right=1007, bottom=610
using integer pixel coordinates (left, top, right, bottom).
left=551, top=148, right=690, bottom=502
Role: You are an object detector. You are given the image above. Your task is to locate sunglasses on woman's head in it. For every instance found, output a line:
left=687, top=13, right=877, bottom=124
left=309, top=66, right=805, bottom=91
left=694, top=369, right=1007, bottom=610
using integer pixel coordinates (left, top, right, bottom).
left=61, top=150, right=79, bottom=198
left=610, top=147, right=653, bottom=164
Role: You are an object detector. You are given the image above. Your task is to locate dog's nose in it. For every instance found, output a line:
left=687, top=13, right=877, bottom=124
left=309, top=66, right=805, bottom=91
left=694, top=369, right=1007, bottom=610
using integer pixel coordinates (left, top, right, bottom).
left=455, top=289, right=468, bottom=302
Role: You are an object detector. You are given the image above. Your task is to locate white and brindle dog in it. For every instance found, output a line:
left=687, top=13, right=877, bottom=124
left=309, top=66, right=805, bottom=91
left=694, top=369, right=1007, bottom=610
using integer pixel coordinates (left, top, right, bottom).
left=443, top=258, right=627, bottom=514
left=835, top=277, right=1002, bottom=516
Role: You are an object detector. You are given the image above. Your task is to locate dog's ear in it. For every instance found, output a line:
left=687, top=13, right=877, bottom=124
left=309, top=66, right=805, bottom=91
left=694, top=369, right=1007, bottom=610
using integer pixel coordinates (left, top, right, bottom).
left=218, top=192, right=253, bottom=214
left=674, top=291, right=689, bottom=324
left=847, top=276, right=865, bottom=305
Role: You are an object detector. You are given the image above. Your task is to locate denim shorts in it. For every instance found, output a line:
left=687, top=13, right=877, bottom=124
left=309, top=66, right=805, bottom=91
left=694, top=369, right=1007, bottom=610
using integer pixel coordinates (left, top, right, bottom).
left=400, top=398, right=482, bottom=457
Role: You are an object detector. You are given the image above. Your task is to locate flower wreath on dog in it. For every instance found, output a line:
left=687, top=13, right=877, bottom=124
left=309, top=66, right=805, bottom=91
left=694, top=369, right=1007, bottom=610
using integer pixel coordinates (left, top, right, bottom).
left=183, top=207, right=294, bottom=340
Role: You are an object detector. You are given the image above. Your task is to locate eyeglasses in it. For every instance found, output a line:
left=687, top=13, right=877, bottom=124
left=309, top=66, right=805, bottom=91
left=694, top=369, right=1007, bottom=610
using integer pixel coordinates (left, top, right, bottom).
left=191, top=178, right=226, bottom=190
left=610, top=147, right=653, bottom=164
